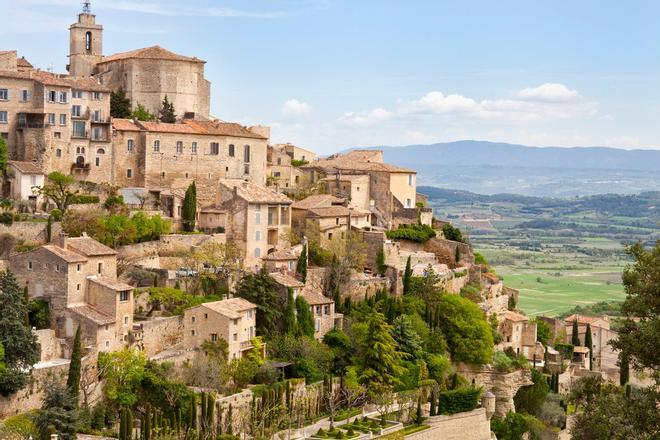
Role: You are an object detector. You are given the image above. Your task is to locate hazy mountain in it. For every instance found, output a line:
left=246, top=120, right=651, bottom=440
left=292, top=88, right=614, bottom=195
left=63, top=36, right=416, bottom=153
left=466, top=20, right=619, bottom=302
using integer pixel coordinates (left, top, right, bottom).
left=358, top=141, right=660, bottom=197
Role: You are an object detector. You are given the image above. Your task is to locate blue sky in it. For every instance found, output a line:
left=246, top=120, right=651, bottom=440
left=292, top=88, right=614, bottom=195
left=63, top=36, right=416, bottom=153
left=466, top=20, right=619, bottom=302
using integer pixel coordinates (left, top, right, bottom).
left=3, top=0, right=660, bottom=153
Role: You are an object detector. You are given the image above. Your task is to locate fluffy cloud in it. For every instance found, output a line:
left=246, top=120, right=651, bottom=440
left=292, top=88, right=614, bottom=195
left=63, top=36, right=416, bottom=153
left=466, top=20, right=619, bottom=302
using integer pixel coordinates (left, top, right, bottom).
left=516, top=83, right=580, bottom=102
left=281, top=99, right=312, bottom=117
left=337, top=107, right=393, bottom=126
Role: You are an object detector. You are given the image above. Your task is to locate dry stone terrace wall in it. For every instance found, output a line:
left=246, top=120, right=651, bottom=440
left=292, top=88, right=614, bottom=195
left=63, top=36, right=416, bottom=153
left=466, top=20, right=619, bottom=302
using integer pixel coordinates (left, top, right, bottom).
left=412, top=408, right=491, bottom=440
left=0, top=220, right=62, bottom=243
left=398, top=236, right=474, bottom=268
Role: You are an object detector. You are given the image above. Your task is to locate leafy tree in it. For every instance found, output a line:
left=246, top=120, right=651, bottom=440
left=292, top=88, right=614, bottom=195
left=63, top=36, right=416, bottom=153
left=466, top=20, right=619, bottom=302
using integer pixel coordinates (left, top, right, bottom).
left=436, top=294, right=493, bottom=365
left=403, top=256, right=412, bottom=295
left=391, top=315, right=423, bottom=360
left=442, top=223, right=464, bottom=242
left=66, top=326, right=82, bottom=404
left=182, top=181, right=197, bottom=232
left=38, top=172, right=77, bottom=212
left=323, top=328, right=352, bottom=377
left=584, top=323, right=593, bottom=370
left=507, top=294, right=516, bottom=310
left=159, top=95, right=176, bottom=123
left=513, top=368, right=549, bottom=416
left=130, top=103, right=156, bottom=121
left=376, top=248, right=386, bottom=276
left=296, top=243, right=308, bottom=282
left=0, top=136, right=7, bottom=173
left=33, top=380, right=78, bottom=440
left=282, top=288, right=298, bottom=335
left=610, top=241, right=660, bottom=382
left=0, top=270, right=39, bottom=396
left=534, top=318, right=551, bottom=345
left=358, top=312, right=403, bottom=393
left=235, top=271, right=284, bottom=335
left=98, top=349, right=148, bottom=407
left=295, top=296, right=315, bottom=337
left=110, top=88, right=132, bottom=118
left=491, top=411, right=543, bottom=440
left=571, top=320, right=580, bottom=346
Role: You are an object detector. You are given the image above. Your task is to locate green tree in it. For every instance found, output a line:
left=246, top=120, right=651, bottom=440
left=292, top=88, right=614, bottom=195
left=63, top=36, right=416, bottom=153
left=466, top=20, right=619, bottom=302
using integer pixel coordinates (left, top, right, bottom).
left=358, top=312, right=403, bottom=392
left=513, top=369, right=550, bottom=416
left=46, top=215, right=53, bottom=243
left=534, top=318, right=551, bottom=345
left=442, top=223, right=464, bottom=242
left=33, top=380, right=79, bottom=440
left=391, top=315, right=423, bottom=360
left=235, top=271, right=284, bottom=335
left=571, top=320, right=580, bottom=346
left=110, top=88, right=132, bottom=118
left=507, top=294, right=516, bottom=310
left=376, top=248, right=386, bottom=276
left=0, top=136, right=7, bottom=173
left=295, top=296, right=315, bottom=338
left=437, top=294, right=494, bottom=365
left=491, top=411, right=543, bottom=440
left=0, top=270, right=39, bottom=396
left=619, top=352, right=629, bottom=386
left=610, top=241, right=660, bottom=382
left=282, top=288, right=298, bottom=335
left=38, top=171, right=77, bottom=212
left=296, top=244, right=308, bottom=282
left=182, top=181, right=197, bottom=232
left=97, top=349, right=147, bottom=407
left=130, top=103, right=156, bottom=121
left=584, top=323, right=593, bottom=370
left=403, top=256, right=413, bottom=295
left=66, top=326, right=82, bottom=405
left=159, top=95, right=176, bottom=123
left=323, top=328, right=352, bottom=377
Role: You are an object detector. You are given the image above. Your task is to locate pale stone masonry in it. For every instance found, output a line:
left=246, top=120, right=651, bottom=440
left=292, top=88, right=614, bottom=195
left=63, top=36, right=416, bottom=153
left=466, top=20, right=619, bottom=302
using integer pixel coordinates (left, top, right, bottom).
left=267, top=143, right=317, bottom=190
left=564, top=314, right=618, bottom=371
left=8, top=234, right=134, bottom=353
left=183, top=297, right=257, bottom=360
left=499, top=310, right=540, bottom=361
left=5, top=160, right=45, bottom=207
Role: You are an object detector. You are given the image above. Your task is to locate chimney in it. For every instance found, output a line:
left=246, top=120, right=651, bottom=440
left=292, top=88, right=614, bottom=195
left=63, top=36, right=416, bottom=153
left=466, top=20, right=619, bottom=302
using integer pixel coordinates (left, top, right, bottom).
left=55, top=232, right=68, bottom=249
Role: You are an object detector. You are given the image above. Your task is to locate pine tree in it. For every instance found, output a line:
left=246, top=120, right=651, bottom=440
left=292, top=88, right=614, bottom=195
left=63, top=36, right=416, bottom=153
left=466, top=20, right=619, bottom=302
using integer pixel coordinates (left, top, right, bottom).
left=571, top=320, right=580, bottom=346
left=584, top=323, right=594, bottom=370
left=391, top=315, right=423, bottom=360
left=295, top=296, right=315, bottom=337
left=358, top=312, right=403, bottom=391
left=403, top=256, right=412, bottom=295
left=66, top=326, right=82, bottom=404
left=283, top=288, right=298, bottom=335
left=110, top=88, right=132, bottom=118
left=159, top=95, right=177, bottom=123
left=182, top=181, right=197, bottom=232
left=296, top=244, right=308, bottom=282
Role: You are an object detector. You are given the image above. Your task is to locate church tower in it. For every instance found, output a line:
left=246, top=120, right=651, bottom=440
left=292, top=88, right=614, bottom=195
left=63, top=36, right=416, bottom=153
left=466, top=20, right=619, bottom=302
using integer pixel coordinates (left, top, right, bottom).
left=68, top=1, right=103, bottom=77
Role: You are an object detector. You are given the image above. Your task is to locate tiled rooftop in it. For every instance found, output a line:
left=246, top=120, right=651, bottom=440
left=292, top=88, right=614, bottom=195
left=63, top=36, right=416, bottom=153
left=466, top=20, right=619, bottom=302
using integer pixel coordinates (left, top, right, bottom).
left=291, top=194, right=345, bottom=210
left=219, top=179, right=292, bottom=204
left=201, top=298, right=256, bottom=319
left=98, top=45, right=205, bottom=64
left=8, top=160, right=43, bottom=175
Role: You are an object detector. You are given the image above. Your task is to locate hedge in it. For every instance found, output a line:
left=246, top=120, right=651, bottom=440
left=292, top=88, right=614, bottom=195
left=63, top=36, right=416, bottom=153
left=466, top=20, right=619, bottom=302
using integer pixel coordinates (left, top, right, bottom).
left=69, top=194, right=100, bottom=204
left=438, top=386, right=482, bottom=415
left=385, top=224, right=436, bottom=243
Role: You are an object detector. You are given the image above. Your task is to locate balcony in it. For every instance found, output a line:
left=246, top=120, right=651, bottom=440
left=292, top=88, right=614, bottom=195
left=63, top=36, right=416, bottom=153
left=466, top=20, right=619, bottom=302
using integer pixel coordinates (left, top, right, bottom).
left=91, top=116, right=111, bottom=124
left=17, top=121, right=46, bottom=129
left=70, top=162, right=90, bottom=173
left=71, top=131, right=89, bottom=139
left=71, top=108, right=90, bottom=120
left=240, top=340, right=253, bottom=350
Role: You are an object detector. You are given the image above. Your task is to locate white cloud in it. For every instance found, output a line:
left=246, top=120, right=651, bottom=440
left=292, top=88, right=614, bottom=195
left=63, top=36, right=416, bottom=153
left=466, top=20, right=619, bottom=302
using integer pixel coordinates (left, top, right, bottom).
left=337, top=107, right=393, bottom=126
left=516, top=83, right=580, bottom=103
left=281, top=99, right=313, bottom=117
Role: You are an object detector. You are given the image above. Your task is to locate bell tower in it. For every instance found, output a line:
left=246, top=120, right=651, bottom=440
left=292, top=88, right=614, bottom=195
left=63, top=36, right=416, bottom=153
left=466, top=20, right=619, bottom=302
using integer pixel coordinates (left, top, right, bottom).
left=68, top=1, right=103, bottom=77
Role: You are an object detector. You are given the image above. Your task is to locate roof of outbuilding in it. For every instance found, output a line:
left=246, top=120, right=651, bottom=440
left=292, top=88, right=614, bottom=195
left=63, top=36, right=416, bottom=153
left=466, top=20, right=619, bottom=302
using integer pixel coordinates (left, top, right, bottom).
left=98, top=45, right=205, bottom=64
left=306, top=150, right=415, bottom=174
left=307, top=206, right=351, bottom=218
left=17, top=57, right=33, bottom=68
left=41, top=245, right=88, bottom=263
left=138, top=121, right=198, bottom=134
left=8, top=160, right=43, bottom=174
left=65, top=236, right=117, bottom=257
left=183, top=119, right=267, bottom=139
left=88, top=277, right=133, bottom=291
left=301, top=290, right=333, bottom=306
left=0, top=69, right=110, bottom=91
left=200, top=298, right=256, bottom=319
left=69, top=304, right=116, bottom=325
left=219, top=179, right=292, bottom=204
left=502, top=311, right=529, bottom=322
left=262, top=248, right=299, bottom=261
left=269, top=272, right=304, bottom=288
left=291, top=194, right=345, bottom=210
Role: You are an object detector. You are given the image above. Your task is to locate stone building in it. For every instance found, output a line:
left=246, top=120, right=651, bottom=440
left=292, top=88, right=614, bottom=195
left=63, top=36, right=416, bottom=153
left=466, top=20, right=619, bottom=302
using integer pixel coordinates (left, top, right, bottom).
left=499, top=311, right=539, bottom=361
left=302, top=150, right=423, bottom=228
left=564, top=314, right=618, bottom=371
left=5, top=160, right=44, bottom=207
left=199, top=179, right=292, bottom=269
left=183, top=297, right=257, bottom=360
left=267, top=143, right=317, bottom=190
left=262, top=247, right=300, bottom=273
left=8, top=234, right=134, bottom=353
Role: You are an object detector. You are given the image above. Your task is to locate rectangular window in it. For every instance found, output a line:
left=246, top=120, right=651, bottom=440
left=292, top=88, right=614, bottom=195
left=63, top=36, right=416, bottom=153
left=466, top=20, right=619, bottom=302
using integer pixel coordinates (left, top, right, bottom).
left=405, top=198, right=412, bottom=208
left=47, top=113, right=55, bottom=125
left=77, top=264, right=81, bottom=272
left=54, top=132, right=61, bottom=139
left=315, top=318, right=321, bottom=332
left=153, top=140, right=160, bottom=152
left=20, top=90, right=29, bottom=102
left=244, top=164, right=250, bottom=175
left=119, top=291, right=130, bottom=302
left=77, top=283, right=81, bottom=291
left=93, top=110, right=101, bottom=122
left=176, top=141, right=183, bottom=154
left=72, top=90, right=83, bottom=99
left=192, top=316, right=196, bottom=323
left=28, top=261, right=33, bottom=270
left=244, top=145, right=250, bottom=162
left=71, top=105, right=81, bottom=117
left=59, top=114, right=67, bottom=125
left=30, top=175, right=37, bottom=186
left=211, top=333, right=218, bottom=342
left=58, top=91, right=67, bottom=103
left=56, top=148, right=62, bottom=157
left=55, top=264, right=60, bottom=272
left=92, top=127, right=102, bottom=140
left=191, top=330, right=195, bottom=336
left=233, top=333, right=238, bottom=342
left=228, top=144, right=235, bottom=157
left=127, top=168, right=132, bottom=178
left=248, top=310, right=253, bottom=319
left=324, top=305, right=330, bottom=315
left=408, top=174, right=414, bottom=186
left=93, top=91, right=102, bottom=100
left=127, top=139, right=133, bottom=151
left=255, top=212, right=260, bottom=225
left=210, top=142, right=219, bottom=155
left=0, top=112, right=7, bottom=123
left=48, top=90, right=57, bottom=102
left=0, top=89, right=8, bottom=100
left=254, top=247, right=261, bottom=258
left=255, top=230, right=261, bottom=241
left=191, top=142, right=197, bottom=154
left=97, top=262, right=102, bottom=274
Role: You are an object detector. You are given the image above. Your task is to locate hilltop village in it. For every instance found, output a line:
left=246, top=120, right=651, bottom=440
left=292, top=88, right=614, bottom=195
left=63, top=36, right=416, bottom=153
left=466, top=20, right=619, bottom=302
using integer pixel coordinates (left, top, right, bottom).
left=0, top=5, right=642, bottom=440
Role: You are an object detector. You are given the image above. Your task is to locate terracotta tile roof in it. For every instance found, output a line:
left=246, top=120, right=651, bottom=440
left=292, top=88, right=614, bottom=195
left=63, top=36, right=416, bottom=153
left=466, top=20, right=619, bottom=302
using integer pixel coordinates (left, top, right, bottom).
left=307, top=206, right=351, bottom=218
left=138, top=121, right=197, bottom=134
left=200, top=204, right=227, bottom=214
left=320, top=174, right=369, bottom=182
left=183, top=119, right=267, bottom=139
left=17, top=57, right=33, bottom=68
left=200, top=298, right=255, bottom=319
left=302, top=290, right=333, bottom=306
left=219, top=179, right=292, bottom=204
left=42, top=245, right=87, bottom=263
left=262, top=248, right=299, bottom=261
left=69, top=304, right=115, bottom=325
left=0, top=69, right=110, bottom=91
left=269, top=272, right=304, bottom=288
left=98, top=45, right=205, bottom=64
left=66, top=236, right=117, bottom=257
left=564, top=314, right=608, bottom=326
left=112, top=118, right=142, bottom=131
left=307, top=150, right=415, bottom=173
left=88, top=277, right=133, bottom=291
left=8, top=160, right=43, bottom=174
left=291, top=194, right=345, bottom=210
left=503, top=311, right=528, bottom=322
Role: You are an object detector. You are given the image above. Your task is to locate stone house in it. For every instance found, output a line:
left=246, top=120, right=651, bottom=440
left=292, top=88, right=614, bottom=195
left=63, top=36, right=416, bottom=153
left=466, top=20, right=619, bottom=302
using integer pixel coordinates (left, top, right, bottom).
left=183, top=298, right=257, bottom=360
left=302, top=150, right=423, bottom=228
left=8, top=233, right=134, bottom=352
left=262, top=248, right=300, bottom=273
left=199, top=179, right=292, bottom=269
left=267, top=143, right=317, bottom=190
left=564, top=314, right=618, bottom=371
left=5, top=160, right=44, bottom=207
left=499, top=311, right=538, bottom=360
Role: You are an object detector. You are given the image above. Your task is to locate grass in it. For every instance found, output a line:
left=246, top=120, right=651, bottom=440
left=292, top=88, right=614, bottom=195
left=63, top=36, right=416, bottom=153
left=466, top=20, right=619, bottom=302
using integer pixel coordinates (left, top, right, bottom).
left=334, top=407, right=362, bottom=422
left=402, top=424, right=430, bottom=435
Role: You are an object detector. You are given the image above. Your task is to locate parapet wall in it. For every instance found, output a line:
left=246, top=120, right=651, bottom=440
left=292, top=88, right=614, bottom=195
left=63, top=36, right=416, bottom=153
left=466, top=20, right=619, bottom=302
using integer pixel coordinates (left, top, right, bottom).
left=413, top=408, right=491, bottom=440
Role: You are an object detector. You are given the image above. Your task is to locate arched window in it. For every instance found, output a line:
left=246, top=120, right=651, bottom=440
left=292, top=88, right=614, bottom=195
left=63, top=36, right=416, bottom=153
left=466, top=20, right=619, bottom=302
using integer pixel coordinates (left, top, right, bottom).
left=85, top=32, right=92, bottom=52
left=97, top=148, right=105, bottom=155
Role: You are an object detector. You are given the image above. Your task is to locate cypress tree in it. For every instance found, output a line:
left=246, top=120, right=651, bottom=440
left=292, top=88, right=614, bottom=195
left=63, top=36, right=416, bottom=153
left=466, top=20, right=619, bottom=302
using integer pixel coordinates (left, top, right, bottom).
left=571, top=320, right=580, bottom=346
left=144, top=405, right=151, bottom=440
left=126, top=409, right=133, bottom=440
left=283, top=287, right=297, bottom=335
left=159, top=94, right=176, bottom=123
left=584, top=323, right=593, bottom=370
left=295, top=296, right=315, bottom=337
left=66, top=326, right=82, bottom=404
left=46, top=215, right=52, bottom=243
left=376, top=248, right=386, bottom=276
left=206, top=394, right=215, bottom=431
left=111, top=88, right=132, bottom=118
left=182, top=181, right=197, bottom=232
left=403, top=256, right=412, bottom=295
left=619, top=352, right=629, bottom=386
left=200, top=392, right=207, bottom=431
left=23, top=285, right=30, bottom=326
left=226, top=404, right=233, bottom=435
left=507, top=294, right=516, bottom=310
left=296, top=244, right=308, bottom=282
left=429, top=389, right=437, bottom=416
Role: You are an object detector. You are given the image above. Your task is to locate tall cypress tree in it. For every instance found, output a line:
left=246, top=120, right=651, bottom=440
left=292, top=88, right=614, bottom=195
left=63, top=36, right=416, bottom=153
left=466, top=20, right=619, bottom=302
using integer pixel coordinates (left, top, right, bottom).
left=66, top=326, right=82, bottom=404
left=182, top=181, right=197, bottom=232
left=584, top=323, right=594, bottom=370
left=296, top=244, right=308, bottom=282
left=111, top=88, right=132, bottom=119
left=283, top=288, right=298, bottom=335
left=571, top=320, right=580, bottom=346
left=403, top=256, right=412, bottom=295
left=295, top=296, right=315, bottom=337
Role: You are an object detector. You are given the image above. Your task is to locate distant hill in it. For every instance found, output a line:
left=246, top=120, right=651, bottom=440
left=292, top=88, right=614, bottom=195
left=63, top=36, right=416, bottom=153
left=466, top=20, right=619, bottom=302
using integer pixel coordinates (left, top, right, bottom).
left=354, top=141, right=660, bottom=196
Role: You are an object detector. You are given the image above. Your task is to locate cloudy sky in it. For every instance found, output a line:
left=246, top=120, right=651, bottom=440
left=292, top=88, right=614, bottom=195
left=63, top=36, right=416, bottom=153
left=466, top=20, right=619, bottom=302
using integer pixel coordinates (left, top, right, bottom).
left=3, top=0, right=660, bottom=153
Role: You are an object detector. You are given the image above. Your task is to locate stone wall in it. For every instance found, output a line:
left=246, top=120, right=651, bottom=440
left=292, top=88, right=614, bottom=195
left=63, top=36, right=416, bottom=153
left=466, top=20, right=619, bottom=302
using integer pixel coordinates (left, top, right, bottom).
left=360, top=229, right=385, bottom=272
left=412, top=408, right=491, bottom=440
left=133, top=315, right=183, bottom=358
left=397, top=237, right=473, bottom=268
left=35, top=329, right=65, bottom=362
left=117, top=233, right=226, bottom=261
left=0, top=220, right=61, bottom=243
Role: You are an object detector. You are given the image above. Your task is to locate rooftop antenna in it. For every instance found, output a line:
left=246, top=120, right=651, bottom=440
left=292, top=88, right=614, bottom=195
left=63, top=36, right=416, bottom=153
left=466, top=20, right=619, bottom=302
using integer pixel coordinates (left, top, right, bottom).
left=82, top=1, right=91, bottom=13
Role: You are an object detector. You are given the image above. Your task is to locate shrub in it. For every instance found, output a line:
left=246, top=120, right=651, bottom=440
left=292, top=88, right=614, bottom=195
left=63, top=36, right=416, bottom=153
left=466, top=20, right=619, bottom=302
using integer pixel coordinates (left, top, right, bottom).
left=386, top=224, right=436, bottom=243
left=50, top=208, right=63, bottom=221
left=442, top=224, right=464, bottom=242
left=438, top=386, right=482, bottom=415
left=291, top=159, right=309, bottom=167
left=492, top=351, right=515, bottom=372
left=69, top=194, right=100, bottom=204
left=104, top=195, right=125, bottom=210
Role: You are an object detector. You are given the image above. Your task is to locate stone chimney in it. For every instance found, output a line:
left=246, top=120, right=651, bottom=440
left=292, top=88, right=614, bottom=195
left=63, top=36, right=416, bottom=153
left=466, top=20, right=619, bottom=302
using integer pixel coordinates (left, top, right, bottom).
left=54, top=232, right=68, bottom=249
